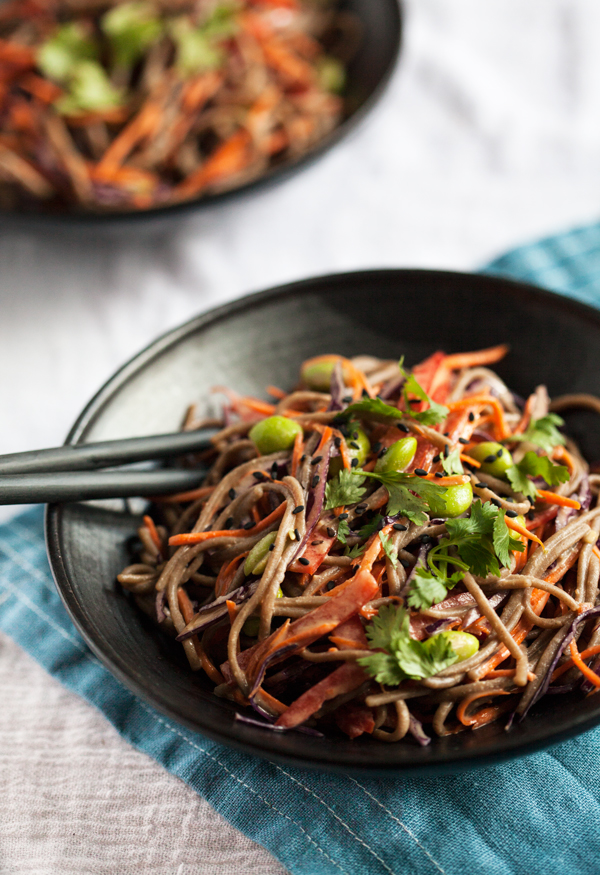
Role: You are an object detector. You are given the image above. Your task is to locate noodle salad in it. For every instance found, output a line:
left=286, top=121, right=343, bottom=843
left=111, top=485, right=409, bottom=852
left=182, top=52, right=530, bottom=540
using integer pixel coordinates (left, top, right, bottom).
left=118, top=345, right=600, bottom=744
left=0, top=0, right=349, bottom=213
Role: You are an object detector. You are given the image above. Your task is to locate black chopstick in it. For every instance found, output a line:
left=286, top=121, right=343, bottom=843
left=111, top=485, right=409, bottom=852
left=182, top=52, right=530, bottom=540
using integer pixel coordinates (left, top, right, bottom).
left=0, top=468, right=206, bottom=505
left=0, top=429, right=216, bottom=476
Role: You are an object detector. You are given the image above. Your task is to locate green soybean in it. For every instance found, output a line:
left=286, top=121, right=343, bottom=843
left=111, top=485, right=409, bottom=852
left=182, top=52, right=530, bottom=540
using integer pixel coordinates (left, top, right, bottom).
left=428, top=482, right=473, bottom=518
left=300, top=359, right=336, bottom=391
left=469, top=441, right=513, bottom=478
left=330, top=425, right=371, bottom=476
left=434, top=630, right=480, bottom=661
left=249, top=415, right=302, bottom=455
left=244, top=531, right=277, bottom=576
left=375, top=436, right=417, bottom=474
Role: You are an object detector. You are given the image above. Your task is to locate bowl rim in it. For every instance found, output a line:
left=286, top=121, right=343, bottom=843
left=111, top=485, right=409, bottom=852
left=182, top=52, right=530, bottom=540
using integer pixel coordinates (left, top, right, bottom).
left=45, top=268, right=600, bottom=773
left=1, top=0, right=402, bottom=227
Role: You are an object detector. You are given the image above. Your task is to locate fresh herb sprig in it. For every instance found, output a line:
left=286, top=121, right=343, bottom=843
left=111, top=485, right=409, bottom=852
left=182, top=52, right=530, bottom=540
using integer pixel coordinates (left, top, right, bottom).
left=507, top=414, right=566, bottom=454
left=358, top=469, right=448, bottom=525
left=505, top=451, right=569, bottom=502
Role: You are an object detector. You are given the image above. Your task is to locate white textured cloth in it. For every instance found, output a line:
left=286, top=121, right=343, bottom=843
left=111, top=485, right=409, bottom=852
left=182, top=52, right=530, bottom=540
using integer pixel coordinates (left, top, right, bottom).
left=1, top=0, right=600, bottom=871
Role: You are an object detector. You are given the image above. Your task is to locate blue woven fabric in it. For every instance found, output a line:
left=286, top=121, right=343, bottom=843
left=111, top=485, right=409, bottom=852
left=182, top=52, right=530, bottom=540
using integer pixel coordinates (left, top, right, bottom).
left=3, top=221, right=600, bottom=875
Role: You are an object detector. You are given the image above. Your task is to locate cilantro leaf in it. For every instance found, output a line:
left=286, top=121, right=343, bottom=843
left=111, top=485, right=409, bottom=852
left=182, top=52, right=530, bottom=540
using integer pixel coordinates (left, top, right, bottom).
left=336, top=518, right=351, bottom=545
left=342, top=396, right=404, bottom=424
left=345, top=543, right=366, bottom=559
left=442, top=447, right=464, bottom=475
left=360, top=470, right=448, bottom=525
left=399, top=359, right=449, bottom=426
left=457, top=537, right=500, bottom=577
left=379, top=531, right=398, bottom=565
left=492, top=510, right=525, bottom=568
left=358, top=513, right=383, bottom=540
left=358, top=604, right=459, bottom=683
left=509, top=413, right=566, bottom=454
left=506, top=451, right=569, bottom=502
left=324, top=469, right=366, bottom=510
left=407, top=568, right=451, bottom=610
left=445, top=499, right=497, bottom=540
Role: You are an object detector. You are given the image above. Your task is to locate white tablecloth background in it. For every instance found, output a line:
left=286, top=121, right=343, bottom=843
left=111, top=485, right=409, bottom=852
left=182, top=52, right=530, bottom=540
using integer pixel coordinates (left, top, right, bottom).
left=1, top=1, right=600, bottom=871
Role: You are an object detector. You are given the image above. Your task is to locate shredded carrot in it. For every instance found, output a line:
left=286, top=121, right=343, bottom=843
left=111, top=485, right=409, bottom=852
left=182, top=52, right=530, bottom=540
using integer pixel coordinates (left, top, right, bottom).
left=551, top=644, right=600, bottom=682
left=442, top=344, right=509, bottom=372
left=446, top=394, right=510, bottom=440
left=339, top=438, right=352, bottom=470
left=315, top=426, right=333, bottom=455
left=504, top=516, right=544, bottom=547
left=151, top=485, right=214, bottom=504
left=143, top=515, right=163, bottom=555
left=300, top=354, right=375, bottom=400
left=226, top=599, right=238, bottom=625
left=536, top=489, right=581, bottom=510
left=239, top=396, right=276, bottom=416
left=215, top=553, right=248, bottom=599
left=593, top=546, right=600, bottom=564
left=290, top=430, right=304, bottom=478
left=423, top=474, right=471, bottom=486
left=177, top=588, right=224, bottom=684
left=460, top=453, right=481, bottom=468
left=176, top=128, right=252, bottom=198
left=266, top=385, right=286, bottom=399
left=456, top=690, right=510, bottom=726
left=552, top=445, right=577, bottom=473
left=169, top=501, right=285, bottom=546
left=569, top=639, right=600, bottom=688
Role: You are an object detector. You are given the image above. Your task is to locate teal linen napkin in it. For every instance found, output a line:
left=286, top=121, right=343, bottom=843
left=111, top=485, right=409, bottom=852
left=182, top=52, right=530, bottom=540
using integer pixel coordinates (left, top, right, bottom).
left=3, top=221, right=600, bottom=875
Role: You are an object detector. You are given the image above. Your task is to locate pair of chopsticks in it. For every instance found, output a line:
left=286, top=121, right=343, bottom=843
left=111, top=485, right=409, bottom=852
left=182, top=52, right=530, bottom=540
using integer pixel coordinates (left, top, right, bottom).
left=0, top=429, right=216, bottom=505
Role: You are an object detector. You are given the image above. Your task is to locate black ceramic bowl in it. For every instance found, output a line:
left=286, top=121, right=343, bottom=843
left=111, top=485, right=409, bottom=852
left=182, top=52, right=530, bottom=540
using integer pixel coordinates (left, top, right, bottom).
left=3, top=0, right=401, bottom=229
left=46, top=269, right=600, bottom=774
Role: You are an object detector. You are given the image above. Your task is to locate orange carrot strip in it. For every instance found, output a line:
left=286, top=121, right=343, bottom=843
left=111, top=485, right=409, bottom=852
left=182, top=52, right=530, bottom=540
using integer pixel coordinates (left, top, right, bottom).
left=290, top=430, right=304, bottom=478
left=551, top=644, right=600, bottom=682
left=169, top=502, right=285, bottom=546
left=460, top=453, right=481, bottom=468
left=226, top=600, right=238, bottom=625
left=176, top=129, right=252, bottom=199
left=215, top=553, right=248, bottom=599
left=456, top=690, right=510, bottom=726
left=266, top=385, right=286, bottom=399
left=177, top=588, right=224, bottom=684
left=143, top=515, right=163, bottom=555
left=504, top=516, right=544, bottom=547
left=569, top=640, right=600, bottom=687
left=423, top=474, right=471, bottom=486
left=442, top=345, right=509, bottom=372
left=593, top=546, right=600, bottom=564
left=240, top=396, right=276, bottom=416
left=339, top=438, right=352, bottom=470
left=151, top=485, right=214, bottom=504
left=446, top=394, right=510, bottom=440
left=315, top=426, right=333, bottom=455
left=299, top=354, right=375, bottom=399
left=536, top=489, right=581, bottom=510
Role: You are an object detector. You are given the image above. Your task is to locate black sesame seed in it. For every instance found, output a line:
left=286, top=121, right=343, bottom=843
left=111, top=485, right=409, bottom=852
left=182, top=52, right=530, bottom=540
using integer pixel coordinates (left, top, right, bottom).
left=468, top=412, right=475, bottom=422
left=228, top=488, right=236, bottom=500
left=378, top=447, right=388, bottom=459
left=342, top=395, right=353, bottom=403
left=298, top=557, right=310, bottom=566
left=334, top=436, right=342, bottom=449
left=224, top=517, right=234, bottom=529
left=311, top=474, right=320, bottom=488
left=243, top=520, right=255, bottom=529
left=311, top=540, right=323, bottom=546
left=458, top=437, right=469, bottom=445
left=496, top=448, right=504, bottom=458
left=352, top=431, right=359, bottom=440
left=269, top=543, right=275, bottom=551
left=292, top=505, right=304, bottom=514
left=443, top=432, right=449, bottom=437
left=475, top=482, right=487, bottom=489
left=338, top=512, right=349, bottom=520
left=349, top=441, right=359, bottom=450
left=414, top=468, right=427, bottom=476
left=362, top=388, right=369, bottom=398
left=326, top=527, right=336, bottom=538
left=433, top=454, right=441, bottom=464
left=311, top=455, right=323, bottom=466
left=527, top=510, right=535, bottom=520
left=491, top=499, right=500, bottom=507
left=420, top=535, right=434, bottom=544
left=372, top=442, right=382, bottom=453
left=270, top=462, right=279, bottom=478
left=252, top=471, right=266, bottom=481
left=300, top=454, right=307, bottom=463
left=444, top=445, right=450, bottom=457
left=435, top=472, right=444, bottom=478
left=349, top=565, right=358, bottom=574
left=484, top=454, right=497, bottom=464
left=294, top=528, right=301, bottom=541
left=351, top=458, right=359, bottom=468
left=397, top=423, right=410, bottom=433
left=393, top=523, right=408, bottom=531
left=400, top=558, right=411, bottom=569
left=355, top=504, right=367, bottom=515
left=505, top=510, right=518, bottom=518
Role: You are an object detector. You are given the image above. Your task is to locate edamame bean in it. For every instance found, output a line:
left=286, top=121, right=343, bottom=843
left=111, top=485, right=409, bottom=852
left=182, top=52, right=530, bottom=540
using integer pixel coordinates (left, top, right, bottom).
left=375, top=436, right=417, bottom=475
left=469, top=441, right=513, bottom=478
left=427, top=482, right=473, bottom=518
left=244, top=531, right=277, bottom=576
left=249, top=415, right=302, bottom=454
left=300, top=359, right=336, bottom=391
left=330, top=425, right=371, bottom=476
left=432, top=630, right=480, bottom=661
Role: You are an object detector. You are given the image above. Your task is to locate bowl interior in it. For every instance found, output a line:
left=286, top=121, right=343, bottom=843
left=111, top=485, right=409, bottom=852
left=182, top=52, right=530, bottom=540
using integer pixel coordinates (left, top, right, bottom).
left=2, top=0, right=401, bottom=227
left=47, top=269, right=600, bottom=773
